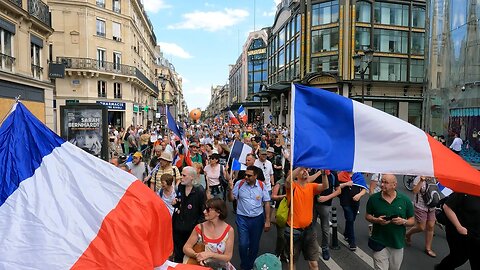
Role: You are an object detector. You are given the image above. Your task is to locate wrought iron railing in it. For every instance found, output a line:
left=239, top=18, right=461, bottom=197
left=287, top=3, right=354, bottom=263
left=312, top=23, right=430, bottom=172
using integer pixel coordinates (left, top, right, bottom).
left=31, top=64, right=43, bottom=79
left=9, top=0, right=23, bottom=8
left=28, top=0, right=51, bottom=27
left=56, top=57, right=159, bottom=95
left=0, top=53, right=15, bottom=71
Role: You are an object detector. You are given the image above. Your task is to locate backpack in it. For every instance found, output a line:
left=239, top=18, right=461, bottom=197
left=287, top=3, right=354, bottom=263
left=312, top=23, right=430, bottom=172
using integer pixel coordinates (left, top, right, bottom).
left=421, top=178, right=441, bottom=208
left=238, top=179, right=264, bottom=191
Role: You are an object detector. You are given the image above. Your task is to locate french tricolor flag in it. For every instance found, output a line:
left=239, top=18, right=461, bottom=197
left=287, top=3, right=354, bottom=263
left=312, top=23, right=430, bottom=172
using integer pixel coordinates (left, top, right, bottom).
left=291, top=84, right=480, bottom=196
left=237, top=105, right=247, bottom=124
left=0, top=102, right=207, bottom=269
left=228, top=110, right=240, bottom=125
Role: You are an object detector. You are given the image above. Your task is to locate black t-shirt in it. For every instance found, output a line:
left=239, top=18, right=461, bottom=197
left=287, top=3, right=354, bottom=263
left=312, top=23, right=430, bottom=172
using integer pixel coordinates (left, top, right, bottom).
left=339, top=185, right=363, bottom=206
left=446, top=193, right=480, bottom=239
left=313, top=171, right=340, bottom=206
left=172, top=184, right=206, bottom=233
left=272, top=145, right=283, bottom=156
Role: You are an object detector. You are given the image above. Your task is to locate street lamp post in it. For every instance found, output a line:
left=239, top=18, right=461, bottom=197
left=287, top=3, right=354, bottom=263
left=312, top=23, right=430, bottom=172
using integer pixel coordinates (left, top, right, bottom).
left=159, top=74, right=167, bottom=137
left=353, top=48, right=375, bottom=103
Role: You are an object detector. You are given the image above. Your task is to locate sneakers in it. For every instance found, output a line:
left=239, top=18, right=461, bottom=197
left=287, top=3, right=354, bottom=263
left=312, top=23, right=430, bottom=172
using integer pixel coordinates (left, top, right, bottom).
left=322, top=248, right=330, bottom=260
left=349, top=243, right=357, bottom=251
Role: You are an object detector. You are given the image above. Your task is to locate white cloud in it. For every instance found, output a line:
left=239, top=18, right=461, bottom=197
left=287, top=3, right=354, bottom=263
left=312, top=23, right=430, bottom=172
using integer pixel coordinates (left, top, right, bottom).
left=263, top=0, right=281, bottom=17
left=143, top=0, right=171, bottom=13
left=168, top=8, right=249, bottom=32
left=184, top=86, right=211, bottom=110
left=158, top=42, right=193, bottom=59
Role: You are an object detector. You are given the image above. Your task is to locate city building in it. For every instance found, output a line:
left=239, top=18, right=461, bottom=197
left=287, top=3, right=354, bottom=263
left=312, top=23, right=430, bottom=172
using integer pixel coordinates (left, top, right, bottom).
left=0, top=0, right=54, bottom=128
left=47, top=0, right=160, bottom=133
left=264, top=0, right=426, bottom=127
left=205, top=84, right=229, bottom=119
left=425, top=0, right=480, bottom=157
left=227, top=28, right=271, bottom=124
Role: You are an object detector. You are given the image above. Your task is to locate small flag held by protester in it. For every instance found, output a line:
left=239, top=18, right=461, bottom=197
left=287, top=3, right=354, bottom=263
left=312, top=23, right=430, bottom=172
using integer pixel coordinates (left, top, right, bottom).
left=228, top=110, right=240, bottom=125
left=231, top=158, right=247, bottom=171
left=291, top=83, right=480, bottom=196
left=0, top=102, right=174, bottom=268
left=237, top=105, right=247, bottom=124
left=229, top=140, right=253, bottom=164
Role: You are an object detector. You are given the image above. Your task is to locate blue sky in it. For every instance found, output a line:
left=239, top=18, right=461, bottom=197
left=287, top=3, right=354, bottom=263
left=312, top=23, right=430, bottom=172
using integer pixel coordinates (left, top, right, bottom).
left=143, top=0, right=281, bottom=111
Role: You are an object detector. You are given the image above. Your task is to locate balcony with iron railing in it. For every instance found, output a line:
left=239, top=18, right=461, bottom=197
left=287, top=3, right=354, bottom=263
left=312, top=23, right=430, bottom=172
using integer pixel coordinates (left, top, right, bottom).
left=31, top=64, right=43, bottom=79
left=0, top=53, right=15, bottom=71
left=9, top=0, right=22, bottom=8
left=57, top=57, right=159, bottom=95
left=28, top=0, right=51, bottom=27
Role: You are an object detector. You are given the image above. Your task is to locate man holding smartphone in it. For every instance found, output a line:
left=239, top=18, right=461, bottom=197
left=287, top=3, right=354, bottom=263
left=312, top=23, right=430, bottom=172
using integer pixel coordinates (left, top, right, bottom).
left=365, top=174, right=415, bottom=270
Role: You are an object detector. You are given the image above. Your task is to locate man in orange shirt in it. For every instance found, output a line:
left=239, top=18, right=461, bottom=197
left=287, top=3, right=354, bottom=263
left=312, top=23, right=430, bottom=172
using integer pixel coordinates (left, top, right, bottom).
left=284, top=167, right=329, bottom=270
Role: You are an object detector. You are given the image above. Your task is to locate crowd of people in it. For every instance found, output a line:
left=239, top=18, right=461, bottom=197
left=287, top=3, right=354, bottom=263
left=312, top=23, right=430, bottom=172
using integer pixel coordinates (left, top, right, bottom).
left=103, top=122, right=478, bottom=270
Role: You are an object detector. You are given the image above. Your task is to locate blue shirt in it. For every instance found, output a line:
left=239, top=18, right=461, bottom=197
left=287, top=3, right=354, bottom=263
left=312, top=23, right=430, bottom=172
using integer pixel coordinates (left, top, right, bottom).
left=233, top=180, right=271, bottom=217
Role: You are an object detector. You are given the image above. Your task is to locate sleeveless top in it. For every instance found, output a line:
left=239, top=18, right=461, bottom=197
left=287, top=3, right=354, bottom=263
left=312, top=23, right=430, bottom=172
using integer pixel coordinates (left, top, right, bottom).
left=194, top=223, right=236, bottom=270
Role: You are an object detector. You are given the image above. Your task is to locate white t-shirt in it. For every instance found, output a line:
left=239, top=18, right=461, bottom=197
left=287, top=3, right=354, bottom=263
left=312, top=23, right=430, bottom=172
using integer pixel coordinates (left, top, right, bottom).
left=413, top=176, right=433, bottom=210
left=370, top=173, right=382, bottom=194
left=254, top=159, right=274, bottom=191
left=450, top=137, right=463, bottom=151
left=204, top=164, right=221, bottom=187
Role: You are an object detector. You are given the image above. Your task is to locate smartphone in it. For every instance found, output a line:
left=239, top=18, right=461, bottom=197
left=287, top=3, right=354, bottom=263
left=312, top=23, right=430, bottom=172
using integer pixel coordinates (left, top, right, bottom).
left=383, top=215, right=399, bottom=221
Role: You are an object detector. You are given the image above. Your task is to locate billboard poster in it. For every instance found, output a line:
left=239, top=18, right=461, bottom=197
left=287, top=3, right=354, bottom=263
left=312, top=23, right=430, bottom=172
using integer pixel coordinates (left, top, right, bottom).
left=60, top=104, right=108, bottom=160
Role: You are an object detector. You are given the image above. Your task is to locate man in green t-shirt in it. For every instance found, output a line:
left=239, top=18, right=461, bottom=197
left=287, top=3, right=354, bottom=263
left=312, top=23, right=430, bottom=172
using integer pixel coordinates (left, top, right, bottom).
left=365, top=174, right=414, bottom=270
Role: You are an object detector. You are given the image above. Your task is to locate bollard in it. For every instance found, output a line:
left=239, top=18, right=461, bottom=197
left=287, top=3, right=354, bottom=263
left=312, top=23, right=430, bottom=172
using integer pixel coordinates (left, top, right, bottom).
left=331, top=207, right=340, bottom=250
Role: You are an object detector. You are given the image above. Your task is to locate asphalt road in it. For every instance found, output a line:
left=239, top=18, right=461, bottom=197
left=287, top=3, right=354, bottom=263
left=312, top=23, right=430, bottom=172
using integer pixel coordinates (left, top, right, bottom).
left=225, top=175, right=471, bottom=270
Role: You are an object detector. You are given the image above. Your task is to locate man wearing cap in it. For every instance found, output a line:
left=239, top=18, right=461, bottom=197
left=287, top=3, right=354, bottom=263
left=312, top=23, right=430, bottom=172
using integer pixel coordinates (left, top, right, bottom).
left=254, top=149, right=275, bottom=196
left=189, top=143, right=203, bottom=164
left=150, top=152, right=181, bottom=191
left=126, top=152, right=146, bottom=181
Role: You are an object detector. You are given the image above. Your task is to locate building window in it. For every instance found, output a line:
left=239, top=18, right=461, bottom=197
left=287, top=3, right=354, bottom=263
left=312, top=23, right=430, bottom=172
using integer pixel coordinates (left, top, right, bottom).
left=411, top=32, right=425, bottom=55
left=312, top=27, right=339, bottom=53
left=311, top=55, right=338, bottom=72
left=97, top=48, right=106, bottom=69
left=412, top=6, right=426, bottom=28
left=356, top=1, right=371, bottom=23
left=355, top=27, right=370, bottom=50
left=408, top=102, right=422, bottom=127
left=0, top=29, right=14, bottom=71
left=98, top=81, right=107, bottom=97
left=113, top=0, right=121, bottom=13
left=373, top=101, right=398, bottom=117
left=279, top=27, right=285, bottom=48
left=114, top=82, right=122, bottom=98
left=374, top=2, right=408, bottom=27
left=96, top=0, right=105, bottom=8
left=113, top=52, right=121, bottom=71
left=371, top=57, right=407, bottom=81
left=295, top=36, right=300, bottom=60
left=96, top=19, right=106, bottom=37
left=112, top=22, right=121, bottom=41
left=31, top=43, right=42, bottom=79
left=312, top=1, right=339, bottom=26
left=410, top=59, right=424, bottom=82
left=373, top=29, right=408, bottom=54
left=296, top=14, right=301, bottom=33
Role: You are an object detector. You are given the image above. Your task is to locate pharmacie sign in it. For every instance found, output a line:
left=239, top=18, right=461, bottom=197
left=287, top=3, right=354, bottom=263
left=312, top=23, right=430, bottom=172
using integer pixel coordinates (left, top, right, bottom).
left=96, top=101, right=126, bottom=110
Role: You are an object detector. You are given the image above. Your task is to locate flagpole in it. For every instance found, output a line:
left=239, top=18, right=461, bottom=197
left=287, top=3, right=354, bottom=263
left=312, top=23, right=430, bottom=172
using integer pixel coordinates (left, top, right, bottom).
left=289, top=83, right=295, bottom=270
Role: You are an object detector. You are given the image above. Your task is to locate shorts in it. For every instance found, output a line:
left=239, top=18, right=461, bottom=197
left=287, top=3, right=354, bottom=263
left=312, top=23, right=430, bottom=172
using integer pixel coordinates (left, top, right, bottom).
left=284, top=224, right=320, bottom=262
left=414, top=206, right=436, bottom=223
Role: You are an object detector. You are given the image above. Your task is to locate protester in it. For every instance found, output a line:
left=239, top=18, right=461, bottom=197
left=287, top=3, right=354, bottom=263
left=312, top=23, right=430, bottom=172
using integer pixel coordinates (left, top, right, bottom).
left=204, top=153, right=224, bottom=199
left=126, top=152, right=146, bottom=181
left=338, top=171, right=367, bottom=251
left=172, top=166, right=206, bottom=263
left=449, top=133, right=463, bottom=154
left=183, top=198, right=235, bottom=269
left=435, top=193, right=480, bottom=270
left=254, top=149, right=275, bottom=196
left=365, top=174, right=415, bottom=270
left=158, top=174, right=176, bottom=216
left=227, top=165, right=271, bottom=270
left=405, top=176, right=438, bottom=257
left=284, top=167, right=328, bottom=270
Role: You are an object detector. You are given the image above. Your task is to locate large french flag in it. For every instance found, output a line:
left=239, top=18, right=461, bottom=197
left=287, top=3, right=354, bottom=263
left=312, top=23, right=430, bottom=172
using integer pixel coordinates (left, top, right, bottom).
left=291, top=84, right=480, bottom=196
left=237, top=105, right=247, bottom=124
left=0, top=102, right=175, bottom=269
left=228, top=110, right=240, bottom=125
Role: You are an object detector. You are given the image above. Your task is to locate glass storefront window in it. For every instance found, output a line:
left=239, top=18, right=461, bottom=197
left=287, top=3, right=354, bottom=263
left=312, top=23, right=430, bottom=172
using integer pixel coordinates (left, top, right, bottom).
left=412, top=6, right=426, bottom=28
left=410, top=59, right=424, bottom=83
left=311, top=55, right=339, bottom=72
left=373, top=29, right=408, bottom=53
left=312, top=1, right=339, bottom=26
left=355, top=27, right=370, bottom=50
left=411, top=32, right=425, bottom=55
left=356, top=1, right=371, bottom=23
left=312, top=27, right=339, bottom=53
left=371, top=57, right=407, bottom=81
left=373, top=101, right=398, bottom=116
left=374, top=2, right=408, bottom=27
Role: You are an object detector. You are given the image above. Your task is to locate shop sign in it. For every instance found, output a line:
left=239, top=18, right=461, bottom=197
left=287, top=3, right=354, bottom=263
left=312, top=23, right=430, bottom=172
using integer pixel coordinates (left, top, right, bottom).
left=96, top=101, right=126, bottom=110
left=247, top=48, right=266, bottom=55
left=133, top=105, right=139, bottom=113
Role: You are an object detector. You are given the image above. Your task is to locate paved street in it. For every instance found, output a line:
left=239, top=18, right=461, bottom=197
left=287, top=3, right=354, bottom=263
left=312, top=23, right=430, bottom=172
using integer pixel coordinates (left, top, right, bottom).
left=225, top=175, right=471, bottom=270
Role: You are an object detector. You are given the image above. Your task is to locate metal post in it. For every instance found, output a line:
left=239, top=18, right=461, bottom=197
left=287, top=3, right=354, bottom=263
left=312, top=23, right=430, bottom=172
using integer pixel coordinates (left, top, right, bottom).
left=331, top=206, right=340, bottom=250
left=361, top=72, right=365, bottom=104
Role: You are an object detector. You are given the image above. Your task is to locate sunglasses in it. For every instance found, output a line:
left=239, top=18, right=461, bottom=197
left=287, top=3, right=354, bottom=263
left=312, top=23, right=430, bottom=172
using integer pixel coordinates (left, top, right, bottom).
left=245, top=174, right=254, bottom=178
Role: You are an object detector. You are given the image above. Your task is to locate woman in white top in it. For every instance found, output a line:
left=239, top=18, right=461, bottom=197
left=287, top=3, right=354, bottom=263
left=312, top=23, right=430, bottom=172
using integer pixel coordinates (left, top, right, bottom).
left=204, top=153, right=223, bottom=199
left=158, top=174, right=176, bottom=216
